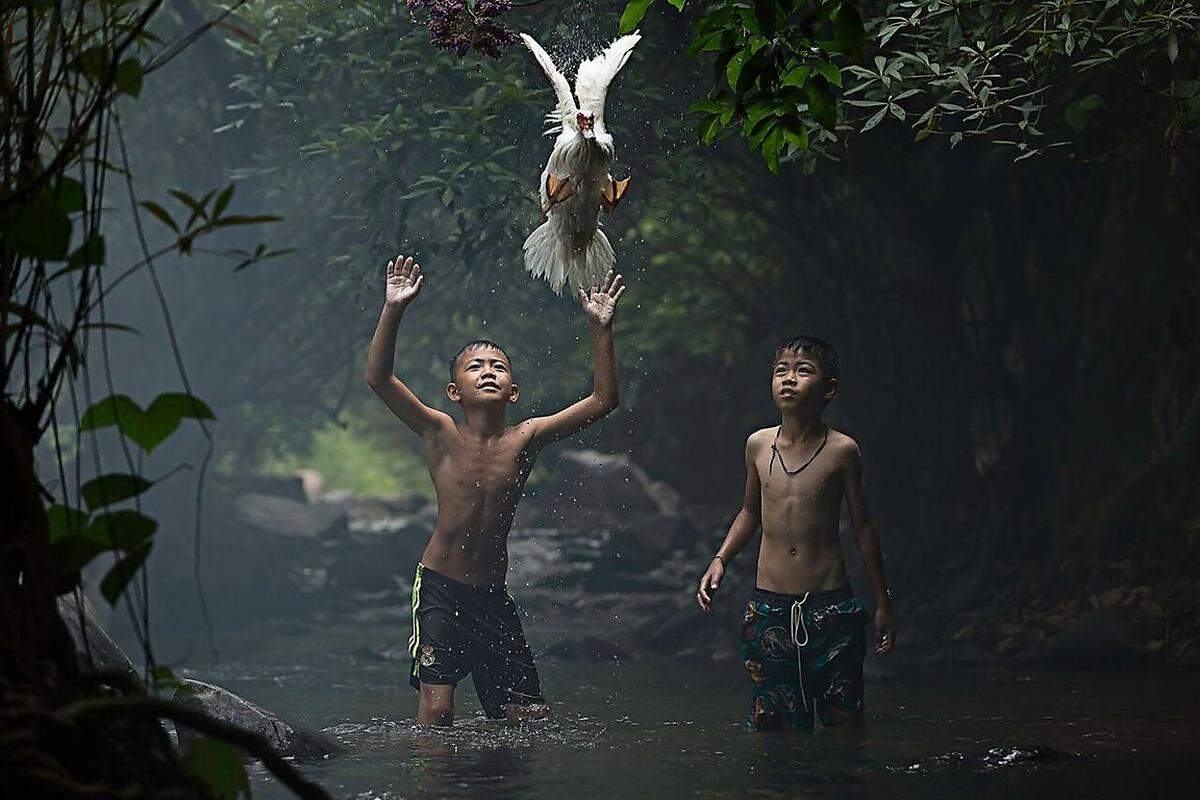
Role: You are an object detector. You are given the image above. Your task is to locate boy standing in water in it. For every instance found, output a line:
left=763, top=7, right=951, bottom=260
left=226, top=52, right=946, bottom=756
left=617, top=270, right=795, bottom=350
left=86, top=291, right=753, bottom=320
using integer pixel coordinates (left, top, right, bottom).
left=696, top=336, right=896, bottom=731
left=365, top=255, right=625, bottom=725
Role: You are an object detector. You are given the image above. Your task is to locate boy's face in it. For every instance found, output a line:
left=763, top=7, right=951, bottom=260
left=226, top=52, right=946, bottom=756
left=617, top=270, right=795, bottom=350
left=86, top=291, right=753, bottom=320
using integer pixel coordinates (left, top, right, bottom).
left=446, top=346, right=519, bottom=407
left=771, top=348, right=837, bottom=411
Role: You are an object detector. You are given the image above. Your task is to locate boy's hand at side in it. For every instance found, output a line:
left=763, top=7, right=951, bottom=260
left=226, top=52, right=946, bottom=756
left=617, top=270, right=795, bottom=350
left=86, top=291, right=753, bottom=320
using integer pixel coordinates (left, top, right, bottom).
left=386, top=254, right=424, bottom=308
left=578, top=270, right=625, bottom=327
left=696, top=557, right=725, bottom=612
left=874, top=604, right=896, bottom=655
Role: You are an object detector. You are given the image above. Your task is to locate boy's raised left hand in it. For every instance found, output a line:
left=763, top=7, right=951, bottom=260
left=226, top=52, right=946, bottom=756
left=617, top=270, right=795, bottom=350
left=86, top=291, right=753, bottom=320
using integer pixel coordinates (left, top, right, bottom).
left=579, top=270, right=625, bottom=328
left=385, top=254, right=424, bottom=308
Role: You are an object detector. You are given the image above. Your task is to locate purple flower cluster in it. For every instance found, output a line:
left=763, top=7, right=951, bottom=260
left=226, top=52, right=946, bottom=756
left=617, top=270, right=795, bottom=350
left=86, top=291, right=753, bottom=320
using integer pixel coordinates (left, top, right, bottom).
left=406, top=0, right=520, bottom=59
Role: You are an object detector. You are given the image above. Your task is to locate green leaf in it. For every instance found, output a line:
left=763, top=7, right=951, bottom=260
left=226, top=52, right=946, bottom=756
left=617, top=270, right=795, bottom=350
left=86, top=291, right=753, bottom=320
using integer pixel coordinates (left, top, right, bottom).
left=66, top=234, right=106, bottom=271
left=688, top=99, right=726, bottom=115
left=3, top=202, right=72, bottom=260
left=667, top=0, right=686, bottom=8
left=46, top=505, right=90, bottom=542
left=726, top=47, right=750, bottom=94
left=72, top=45, right=112, bottom=84
left=620, top=0, right=655, bottom=34
left=686, top=29, right=728, bottom=57
left=780, top=65, right=811, bottom=89
left=748, top=117, right=778, bottom=149
left=55, top=177, right=86, bottom=213
left=183, top=737, right=252, bottom=800
left=147, top=392, right=216, bottom=422
left=138, top=201, right=179, bottom=233
left=213, top=185, right=235, bottom=219
left=87, top=510, right=157, bottom=552
left=806, top=75, right=837, bottom=131
left=81, top=473, right=154, bottom=511
left=834, top=3, right=865, bottom=63
left=99, top=540, right=152, bottom=604
left=80, top=392, right=213, bottom=453
left=114, top=58, right=142, bottom=97
left=861, top=105, right=888, bottom=132
left=816, top=60, right=842, bottom=88
left=80, top=394, right=143, bottom=433
left=781, top=116, right=809, bottom=152
left=207, top=214, right=281, bottom=227
left=698, top=115, right=722, bottom=145
left=168, top=190, right=208, bottom=224
left=53, top=532, right=109, bottom=578
left=1064, top=94, right=1104, bottom=132
left=762, top=126, right=785, bottom=174
left=134, top=392, right=214, bottom=452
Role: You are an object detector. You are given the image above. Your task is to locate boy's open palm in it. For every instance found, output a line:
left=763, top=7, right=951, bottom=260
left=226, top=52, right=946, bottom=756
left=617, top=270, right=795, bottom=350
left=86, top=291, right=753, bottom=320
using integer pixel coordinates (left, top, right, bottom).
left=386, top=254, right=424, bottom=307
left=579, top=270, right=625, bottom=327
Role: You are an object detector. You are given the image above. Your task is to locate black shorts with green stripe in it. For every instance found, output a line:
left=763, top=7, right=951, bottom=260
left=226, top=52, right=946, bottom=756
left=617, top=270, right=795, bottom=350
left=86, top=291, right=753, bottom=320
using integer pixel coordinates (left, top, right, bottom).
left=408, top=563, right=545, bottom=719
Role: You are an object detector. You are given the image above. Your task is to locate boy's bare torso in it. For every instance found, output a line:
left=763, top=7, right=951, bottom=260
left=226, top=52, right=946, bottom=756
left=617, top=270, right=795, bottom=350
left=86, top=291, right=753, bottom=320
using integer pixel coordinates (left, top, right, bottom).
left=750, top=425, right=856, bottom=595
left=420, top=421, right=539, bottom=586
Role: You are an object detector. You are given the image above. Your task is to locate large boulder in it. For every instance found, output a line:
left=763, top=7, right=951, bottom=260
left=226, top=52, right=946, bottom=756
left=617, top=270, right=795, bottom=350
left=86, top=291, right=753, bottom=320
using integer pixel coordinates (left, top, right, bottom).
left=173, top=679, right=342, bottom=761
left=1045, top=606, right=1163, bottom=666
left=232, top=493, right=348, bottom=541
left=522, top=450, right=687, bottom=571
left=211, top=473, right=309, bottom=503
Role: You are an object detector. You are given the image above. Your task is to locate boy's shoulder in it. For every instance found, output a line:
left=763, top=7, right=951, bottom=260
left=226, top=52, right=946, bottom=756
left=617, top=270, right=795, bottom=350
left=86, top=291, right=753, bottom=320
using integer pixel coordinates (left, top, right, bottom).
left=825, top=427, right=863, bottom=469
left=826, top=426, right=860, bottom=451
left=745, top=426, right=776, bottom=451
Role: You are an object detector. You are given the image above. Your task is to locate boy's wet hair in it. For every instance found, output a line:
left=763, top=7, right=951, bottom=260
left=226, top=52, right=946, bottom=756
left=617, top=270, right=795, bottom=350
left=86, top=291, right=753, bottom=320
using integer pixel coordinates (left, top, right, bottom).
left=450, top=339, right=510, bottom=379
left=774, top=335, right=840, bottom=382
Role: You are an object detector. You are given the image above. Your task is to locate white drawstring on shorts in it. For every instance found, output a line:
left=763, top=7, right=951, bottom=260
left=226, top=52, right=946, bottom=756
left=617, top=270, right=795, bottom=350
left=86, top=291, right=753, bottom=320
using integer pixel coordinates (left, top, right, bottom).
left=790, top=592, right=811, bottom=711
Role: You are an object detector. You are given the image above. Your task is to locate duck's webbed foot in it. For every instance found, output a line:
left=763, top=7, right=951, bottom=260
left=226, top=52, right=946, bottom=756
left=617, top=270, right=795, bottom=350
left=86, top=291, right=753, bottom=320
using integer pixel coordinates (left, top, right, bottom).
left=601, top=174, right=631, bottom=212
left=542, top=173, right=575, bottom=213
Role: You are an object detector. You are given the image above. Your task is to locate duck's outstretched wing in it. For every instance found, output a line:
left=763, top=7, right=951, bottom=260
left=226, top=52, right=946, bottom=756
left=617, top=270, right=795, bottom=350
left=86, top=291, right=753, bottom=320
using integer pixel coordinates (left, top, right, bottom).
left=574, top=32, right=642, bottom=132
left=520, top=33, right=578, bottom=132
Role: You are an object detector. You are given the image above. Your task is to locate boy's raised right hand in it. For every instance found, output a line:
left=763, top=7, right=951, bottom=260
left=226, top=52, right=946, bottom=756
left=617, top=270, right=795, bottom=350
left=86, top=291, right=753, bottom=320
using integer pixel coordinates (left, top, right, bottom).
left=386, top=254, right=424, bottom=308
left=696, top=557, right=725, bottom=612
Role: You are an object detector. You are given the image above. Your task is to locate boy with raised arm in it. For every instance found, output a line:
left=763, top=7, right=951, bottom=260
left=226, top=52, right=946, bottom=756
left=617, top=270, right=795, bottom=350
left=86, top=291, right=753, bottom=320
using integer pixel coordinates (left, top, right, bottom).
left=696, top=336, right=896, bottom=731
left=365, top=255, right=625, bottom=726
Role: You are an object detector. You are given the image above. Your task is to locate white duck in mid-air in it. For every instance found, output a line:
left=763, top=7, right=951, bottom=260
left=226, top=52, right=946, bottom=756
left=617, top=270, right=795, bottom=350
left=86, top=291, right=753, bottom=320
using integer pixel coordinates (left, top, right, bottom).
left=519, top=31, right=641, bottom=295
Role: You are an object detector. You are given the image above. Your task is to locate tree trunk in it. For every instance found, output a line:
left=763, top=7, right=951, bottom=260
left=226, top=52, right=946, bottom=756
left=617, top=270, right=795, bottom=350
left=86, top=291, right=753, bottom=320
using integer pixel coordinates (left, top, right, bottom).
left=0, top=398, right=77, bottom=682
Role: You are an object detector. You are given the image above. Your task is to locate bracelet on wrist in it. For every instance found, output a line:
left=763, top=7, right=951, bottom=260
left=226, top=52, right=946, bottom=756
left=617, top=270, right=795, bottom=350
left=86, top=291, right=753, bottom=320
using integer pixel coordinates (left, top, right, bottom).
left=712, top=554, right=726, bottom=567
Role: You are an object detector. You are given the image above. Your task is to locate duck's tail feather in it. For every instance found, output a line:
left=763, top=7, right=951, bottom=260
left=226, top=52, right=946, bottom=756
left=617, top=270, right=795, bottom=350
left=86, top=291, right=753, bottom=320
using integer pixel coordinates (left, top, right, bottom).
left=522, top=222, right=615, bottom=296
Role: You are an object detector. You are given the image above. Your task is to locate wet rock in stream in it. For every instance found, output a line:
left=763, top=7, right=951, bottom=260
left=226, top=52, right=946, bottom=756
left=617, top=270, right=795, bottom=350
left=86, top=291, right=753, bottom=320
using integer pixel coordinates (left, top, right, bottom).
left=898, top=744, right=1077, bottom=773
left=173, top=679, right=343, bottom=761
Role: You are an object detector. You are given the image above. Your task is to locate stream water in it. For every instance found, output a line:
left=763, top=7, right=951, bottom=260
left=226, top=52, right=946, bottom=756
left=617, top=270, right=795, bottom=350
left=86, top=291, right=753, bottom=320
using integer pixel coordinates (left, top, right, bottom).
left=183, top=616, right=1197, bottom=799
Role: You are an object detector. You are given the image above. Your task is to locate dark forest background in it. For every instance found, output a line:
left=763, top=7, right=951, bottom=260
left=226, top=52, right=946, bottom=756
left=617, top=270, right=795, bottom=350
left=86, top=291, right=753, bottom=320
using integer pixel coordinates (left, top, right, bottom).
left=89, top=0, right=1198, bottom=639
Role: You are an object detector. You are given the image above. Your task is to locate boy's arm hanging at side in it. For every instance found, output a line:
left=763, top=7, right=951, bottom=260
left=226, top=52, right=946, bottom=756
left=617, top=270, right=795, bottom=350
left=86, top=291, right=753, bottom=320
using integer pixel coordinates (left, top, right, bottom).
left=697, top=433, right=763, bottom=611
left=364, top=255, right=453, bottom=437
left=842, top=440, right=896, bottom=654
left=524, top=271, right=626, bottom=448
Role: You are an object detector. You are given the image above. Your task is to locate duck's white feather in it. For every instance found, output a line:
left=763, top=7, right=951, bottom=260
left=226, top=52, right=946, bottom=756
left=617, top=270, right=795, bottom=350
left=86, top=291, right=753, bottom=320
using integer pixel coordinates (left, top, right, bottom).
left=519, top=32, right=641, bottom=295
